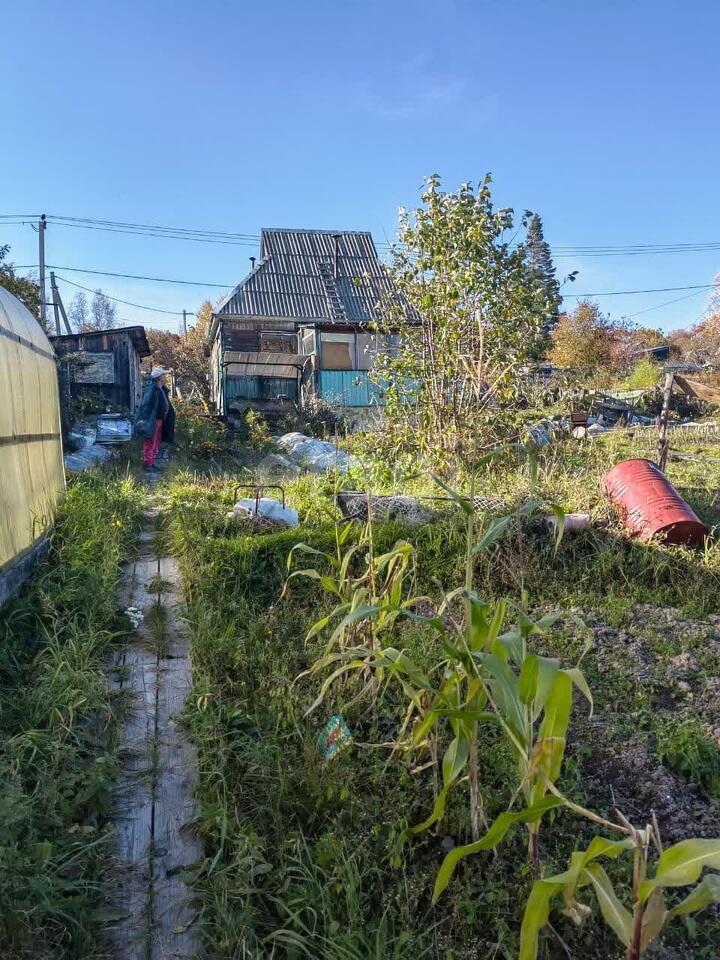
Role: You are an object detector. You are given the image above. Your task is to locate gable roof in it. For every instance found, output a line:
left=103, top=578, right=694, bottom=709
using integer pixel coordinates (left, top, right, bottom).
left=215, top=228, right=398, bottom=325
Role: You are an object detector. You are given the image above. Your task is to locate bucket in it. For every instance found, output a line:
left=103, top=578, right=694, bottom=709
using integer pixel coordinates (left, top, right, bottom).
left=602, top=458, right=707, bottom=546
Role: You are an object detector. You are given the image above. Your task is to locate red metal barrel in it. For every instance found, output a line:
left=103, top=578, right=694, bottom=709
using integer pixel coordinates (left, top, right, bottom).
left=602, top=458, right=708, bottom=546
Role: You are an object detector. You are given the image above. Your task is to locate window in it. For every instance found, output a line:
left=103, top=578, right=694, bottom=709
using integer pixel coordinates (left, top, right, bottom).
left=320, top=332, right=354, bottom=370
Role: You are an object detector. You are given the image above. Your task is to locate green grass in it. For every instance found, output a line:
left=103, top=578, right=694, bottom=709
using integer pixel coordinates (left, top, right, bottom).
left=0, top=471, right=144, bottom=959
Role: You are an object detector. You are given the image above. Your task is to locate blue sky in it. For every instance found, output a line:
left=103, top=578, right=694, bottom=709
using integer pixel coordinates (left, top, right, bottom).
left=2, top=0, right=719, bottom=332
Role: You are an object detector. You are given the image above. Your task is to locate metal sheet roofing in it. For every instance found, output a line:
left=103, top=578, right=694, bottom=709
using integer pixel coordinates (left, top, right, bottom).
left=216, top=229, right=398, bottom=324
left=223, top=350, right=309, bottom=379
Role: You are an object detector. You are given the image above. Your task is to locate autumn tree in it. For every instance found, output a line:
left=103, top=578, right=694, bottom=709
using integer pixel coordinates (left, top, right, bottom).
left=550, top=300, right=618, bottom=373
left=0, top=245, right=42, bottom=322
left=373, top=174, right=558, bottom=459
left=146, top=300, right=212, bottom=408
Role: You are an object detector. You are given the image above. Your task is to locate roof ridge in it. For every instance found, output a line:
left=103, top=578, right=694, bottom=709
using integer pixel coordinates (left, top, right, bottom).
left=260, top=227, right=374, bottom=236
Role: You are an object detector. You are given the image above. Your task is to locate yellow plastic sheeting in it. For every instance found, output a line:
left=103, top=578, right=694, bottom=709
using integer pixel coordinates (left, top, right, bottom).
left=0, top=287, right=64, bottom=574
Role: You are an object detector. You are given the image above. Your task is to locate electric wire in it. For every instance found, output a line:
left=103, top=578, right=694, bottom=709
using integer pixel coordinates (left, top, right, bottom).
left=53, top=275, right=188, bottom=316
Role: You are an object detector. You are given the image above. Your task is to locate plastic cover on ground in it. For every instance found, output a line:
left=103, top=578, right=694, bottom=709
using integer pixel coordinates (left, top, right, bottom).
left=276, top=432, right=357, bottom=472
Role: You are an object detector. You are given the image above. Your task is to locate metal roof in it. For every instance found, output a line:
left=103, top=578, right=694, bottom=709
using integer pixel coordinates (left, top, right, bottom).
left=215, top=229, right=398, bottom=325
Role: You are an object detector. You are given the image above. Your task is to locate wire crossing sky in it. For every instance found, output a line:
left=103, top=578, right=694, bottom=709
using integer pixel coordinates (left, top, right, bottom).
left=2, top=0, right=720, bottom=331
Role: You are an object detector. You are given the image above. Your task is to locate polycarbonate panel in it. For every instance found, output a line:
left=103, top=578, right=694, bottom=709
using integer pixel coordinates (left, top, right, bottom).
left=0, top=286, right=64, bottom=574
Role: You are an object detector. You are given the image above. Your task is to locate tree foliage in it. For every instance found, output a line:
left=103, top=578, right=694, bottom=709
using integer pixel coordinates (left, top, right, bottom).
left=0, top=245, right=42, bottom=323
left=373, top=175, right=560, bottom=461
left=550, top=300, right=667, bottom=380
left=525, top=213, right=561, bottom=340
left=146, top=300, right=213, bottom=408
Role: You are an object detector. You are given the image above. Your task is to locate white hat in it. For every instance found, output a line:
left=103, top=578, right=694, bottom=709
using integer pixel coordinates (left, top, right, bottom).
left=150, top=367, right=171, bottom=379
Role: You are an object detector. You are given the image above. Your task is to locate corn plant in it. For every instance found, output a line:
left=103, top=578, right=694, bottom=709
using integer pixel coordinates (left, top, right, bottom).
left=422, top=599, right=593, bottom=900
left=284, top=527, right=419, bottom=654
left=520, top=824, right=720, bottom=960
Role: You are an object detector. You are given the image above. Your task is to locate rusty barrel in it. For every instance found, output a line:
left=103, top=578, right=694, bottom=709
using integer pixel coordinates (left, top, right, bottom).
left=602, top=458, right=707, bottom=545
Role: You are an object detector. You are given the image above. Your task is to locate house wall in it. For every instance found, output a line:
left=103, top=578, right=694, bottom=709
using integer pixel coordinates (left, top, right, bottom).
left=316, top=370, right=386, bottom=407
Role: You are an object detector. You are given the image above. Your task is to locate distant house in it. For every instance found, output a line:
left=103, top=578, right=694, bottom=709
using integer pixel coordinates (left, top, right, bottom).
left=50, top=326, right=151, bottom=414
left=208, top=229, right=400, bottom=417
left=632, top=344, right=671, bottom=362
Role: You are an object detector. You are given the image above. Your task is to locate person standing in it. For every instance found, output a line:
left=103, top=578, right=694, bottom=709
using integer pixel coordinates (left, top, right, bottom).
left=136, top=368, right=171, bottom=472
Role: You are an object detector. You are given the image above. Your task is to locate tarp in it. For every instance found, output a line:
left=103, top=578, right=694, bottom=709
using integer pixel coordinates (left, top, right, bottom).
left=276, top=432, right=357, bottom=473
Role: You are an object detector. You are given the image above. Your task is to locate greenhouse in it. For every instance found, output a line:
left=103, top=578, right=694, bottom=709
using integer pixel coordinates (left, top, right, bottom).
left=0, top=286, right=64, bottom=605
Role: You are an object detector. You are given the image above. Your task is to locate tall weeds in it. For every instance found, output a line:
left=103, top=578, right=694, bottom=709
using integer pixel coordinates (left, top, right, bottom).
left=0, top=472, right=143, bottom=959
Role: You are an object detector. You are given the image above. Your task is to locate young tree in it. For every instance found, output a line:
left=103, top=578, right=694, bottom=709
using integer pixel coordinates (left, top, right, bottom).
left=373, top=174, right=559, bottom=460
left=0, top=245, right=42, bottom=322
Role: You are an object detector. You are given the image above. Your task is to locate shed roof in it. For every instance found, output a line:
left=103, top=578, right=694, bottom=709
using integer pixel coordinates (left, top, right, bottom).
left=215, top=228, right=398, bottom=326
left=50, top=325, right=151, bottom=358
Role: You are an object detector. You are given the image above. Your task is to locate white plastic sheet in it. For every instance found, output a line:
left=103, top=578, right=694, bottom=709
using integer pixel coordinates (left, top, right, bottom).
left=276, top=432, right=357, bottom=473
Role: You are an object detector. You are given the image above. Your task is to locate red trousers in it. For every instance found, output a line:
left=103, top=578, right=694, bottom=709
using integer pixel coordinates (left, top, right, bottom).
left=143, top=418, right=163, bottom=467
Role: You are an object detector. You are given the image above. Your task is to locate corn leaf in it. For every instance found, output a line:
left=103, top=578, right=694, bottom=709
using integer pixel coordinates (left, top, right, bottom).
left=583, top=863, right=632, bottom=946
left=433, top=797, right=565, bottom=902
left=667, top=873, right=720, bottom=918
left=472, top=516, right=512, bottom=554
left=520, top=835, right=633, bottom=960
left=430, top=473, right=473, bottom=515
left=640, top=840, right=720, bottom=900
left=640, top=889, right=667, bottom=950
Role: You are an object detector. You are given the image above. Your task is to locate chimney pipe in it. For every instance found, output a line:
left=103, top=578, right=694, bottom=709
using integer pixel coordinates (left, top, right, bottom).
left=332, top=234, right=340, bottom=279
left=250, top=256, right=256, bottom=270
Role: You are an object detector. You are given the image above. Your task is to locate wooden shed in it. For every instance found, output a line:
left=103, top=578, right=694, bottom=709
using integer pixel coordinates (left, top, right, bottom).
left=50, top=326, right=151, bottom=414
left=0, top=286, right=65, bottom=606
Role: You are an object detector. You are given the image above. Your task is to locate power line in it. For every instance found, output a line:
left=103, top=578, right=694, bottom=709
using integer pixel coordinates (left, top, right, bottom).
left=16, top=260, right=720, bottom=304
left=44, top=263, right=232, bottom=288
left=53, top=275, right=188, bottom=316
left=564, top=281, right=720, bottom=298
left=624, top=287, right=711, bottom=319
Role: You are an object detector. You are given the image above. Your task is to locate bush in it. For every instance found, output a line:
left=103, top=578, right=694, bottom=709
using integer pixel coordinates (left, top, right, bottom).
left=623, top=356, right=662, bottom=390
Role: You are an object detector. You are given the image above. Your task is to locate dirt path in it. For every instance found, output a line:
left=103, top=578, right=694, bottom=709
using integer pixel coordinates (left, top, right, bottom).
left=109, top=506, right=202, bottom=959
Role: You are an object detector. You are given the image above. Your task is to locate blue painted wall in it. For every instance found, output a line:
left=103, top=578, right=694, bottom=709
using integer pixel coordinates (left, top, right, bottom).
left=317, top=370, right=387, bottom=407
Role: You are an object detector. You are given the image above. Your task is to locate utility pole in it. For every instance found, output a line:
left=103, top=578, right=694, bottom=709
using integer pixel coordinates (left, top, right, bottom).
left=657, top=371, right=674, bottom=471
left=50, top=271, right=61, bottom=334
left=182, top=309, right=188, bottom=335
left=50, top=272, right=72, bottom=335
left=38, top=214, right=47, bottom=327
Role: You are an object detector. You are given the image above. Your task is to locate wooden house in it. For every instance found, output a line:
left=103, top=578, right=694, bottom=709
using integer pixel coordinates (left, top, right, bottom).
left=50, top=326, right=151, bottom=414
left=208, top=229, right=399, bottom=416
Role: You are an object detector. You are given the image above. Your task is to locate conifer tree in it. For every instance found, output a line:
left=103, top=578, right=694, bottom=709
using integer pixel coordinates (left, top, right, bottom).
left=525, top=213, right=561, bottom=341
